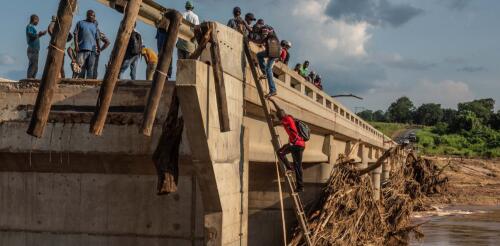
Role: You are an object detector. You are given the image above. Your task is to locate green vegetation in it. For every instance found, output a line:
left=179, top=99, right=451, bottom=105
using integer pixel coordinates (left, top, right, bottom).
left=416, top=126, right=500, bottom=158
left=358, top=97, right=500, bottom=158
left=370, top=122, right=412, bottom=138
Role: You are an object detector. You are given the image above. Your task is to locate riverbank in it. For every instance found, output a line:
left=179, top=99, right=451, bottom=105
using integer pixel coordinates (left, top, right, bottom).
left=423, top=156, right=500, bottom=206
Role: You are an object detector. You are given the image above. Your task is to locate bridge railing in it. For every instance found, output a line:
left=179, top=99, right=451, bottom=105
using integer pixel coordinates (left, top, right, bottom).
left=246, top=42, right=388, bottom=145
left=97, top=0, right=390, bottom=145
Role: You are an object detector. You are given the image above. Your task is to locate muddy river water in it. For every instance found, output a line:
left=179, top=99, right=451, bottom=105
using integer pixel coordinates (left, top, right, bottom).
left=410, top=206, right=500, bottom=246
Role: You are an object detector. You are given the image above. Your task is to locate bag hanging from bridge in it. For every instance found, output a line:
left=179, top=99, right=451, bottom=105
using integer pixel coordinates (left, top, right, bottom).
left=295, top=119, right=310, bottom=142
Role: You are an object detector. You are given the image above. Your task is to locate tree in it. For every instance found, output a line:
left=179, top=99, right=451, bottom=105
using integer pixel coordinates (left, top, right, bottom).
left=387, top=96, right=415, bottom=123
left=458, top=98, right=495, bottom=123
left=373, top=110, right=387, bottom=122
left=414, top=103, right=443, bottom=126
left=442, top=108, right=458, bottom=126
left=449, top=110, right=482, bottom=132
left=357, top=110, right=373, bottom=121
left=490, top=110, right=500, bottom=130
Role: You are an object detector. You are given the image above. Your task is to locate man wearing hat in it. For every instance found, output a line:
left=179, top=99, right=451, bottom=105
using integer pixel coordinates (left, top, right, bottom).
left=242, top=13, right=256, bottom=37
left=177, top=1, right=200, bottom=59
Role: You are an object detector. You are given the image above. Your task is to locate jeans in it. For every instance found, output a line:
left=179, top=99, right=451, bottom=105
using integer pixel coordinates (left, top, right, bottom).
left=77, top=50, right=97, bottom=79
left=119, top=54, right=140, bottom=80
left=92, top=53, right=100, bottom=79
left=146, top=62, right=157, bottom=81
left=257, top=51, right=277, bottom=94
left=27, top=47, right=39, bottom=79
left=278, top=144, right=305, bottom=189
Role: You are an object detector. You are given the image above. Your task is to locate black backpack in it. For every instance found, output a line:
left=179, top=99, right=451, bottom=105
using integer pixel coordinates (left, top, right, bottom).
left=294, top=119, right=310, bottom=142
left=127, top=31, right=142, bottom=56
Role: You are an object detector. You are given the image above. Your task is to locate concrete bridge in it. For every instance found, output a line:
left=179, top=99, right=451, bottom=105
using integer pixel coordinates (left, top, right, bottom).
left=0, top=2, right=393, bottom=246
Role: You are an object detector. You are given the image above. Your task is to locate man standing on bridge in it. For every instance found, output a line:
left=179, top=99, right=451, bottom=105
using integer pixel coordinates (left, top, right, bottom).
left=269, top=98, right=306, bottom=192
left=25, top=14, right=47, bottom=79
left=73, top=10, right=100, bottom=79
left=176, top=1, right=200, bottom=59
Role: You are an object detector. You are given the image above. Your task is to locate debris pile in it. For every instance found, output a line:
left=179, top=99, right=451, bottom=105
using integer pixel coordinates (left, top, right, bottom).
left=289, top=161, right=386, bottom=245
left=290, top=147, right=448, bottom=245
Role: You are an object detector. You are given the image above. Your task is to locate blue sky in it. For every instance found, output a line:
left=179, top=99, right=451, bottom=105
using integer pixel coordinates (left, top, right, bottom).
left=1, top=0, right=499, bottom=111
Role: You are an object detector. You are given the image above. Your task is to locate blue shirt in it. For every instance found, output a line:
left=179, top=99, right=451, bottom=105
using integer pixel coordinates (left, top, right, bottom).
left=26, top=24, right=39, bottom=50
left=74, top=20, right=98, bottom=52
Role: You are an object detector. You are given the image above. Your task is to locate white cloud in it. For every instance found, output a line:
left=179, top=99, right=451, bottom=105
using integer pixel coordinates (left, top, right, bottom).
left=291, top=0, right=372, bottom=58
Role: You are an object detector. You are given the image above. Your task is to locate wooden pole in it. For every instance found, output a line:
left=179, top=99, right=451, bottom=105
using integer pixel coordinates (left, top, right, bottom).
left=208, top=22, right=231, bottom=132
left=27, top=0, right=77, bottom=138
left=89, top=0, right=143, bottom=135
left=188, top=22, right=211, bottom=60
left=140, top=9, right=182, bottom=136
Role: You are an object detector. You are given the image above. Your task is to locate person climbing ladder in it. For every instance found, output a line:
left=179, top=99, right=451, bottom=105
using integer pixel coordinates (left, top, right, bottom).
left=269, top=98, right=308, bottom=192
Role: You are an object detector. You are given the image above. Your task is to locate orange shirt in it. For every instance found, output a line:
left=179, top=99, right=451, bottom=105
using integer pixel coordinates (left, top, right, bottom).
left=141, top=47, right=158, bottom=64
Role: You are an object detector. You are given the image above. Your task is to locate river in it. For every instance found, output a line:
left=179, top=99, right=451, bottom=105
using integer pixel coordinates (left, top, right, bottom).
left=410, top=205, right=500, bottom=246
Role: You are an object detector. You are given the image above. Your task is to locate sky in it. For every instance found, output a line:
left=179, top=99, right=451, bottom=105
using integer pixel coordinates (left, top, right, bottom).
left=0, top=0, right=499, bottom=112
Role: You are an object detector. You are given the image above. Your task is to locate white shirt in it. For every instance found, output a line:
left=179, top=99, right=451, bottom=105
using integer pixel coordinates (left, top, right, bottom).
left=183, top=10, right=200, bottom=25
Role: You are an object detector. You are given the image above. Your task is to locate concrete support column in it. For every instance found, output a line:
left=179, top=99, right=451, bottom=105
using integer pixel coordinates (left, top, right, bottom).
left=382, top=159, right=391, bottom=181
left=320, top=134, right=335, bottom=182
left=360, top=144, right=369, bottom=169
left=371, top=148, right=381, bottom=201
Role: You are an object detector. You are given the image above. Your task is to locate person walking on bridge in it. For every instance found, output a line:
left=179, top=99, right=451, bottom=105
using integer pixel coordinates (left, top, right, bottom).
left=73, top=10, right=100, bottom=79
left=177, top=1, right=200, bottom=59
left=26, top=14, right=47, bottom=79
left=269, top=98, right=306, bottom=192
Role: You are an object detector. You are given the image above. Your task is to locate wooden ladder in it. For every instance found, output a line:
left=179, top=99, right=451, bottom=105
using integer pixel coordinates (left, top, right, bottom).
left=243, top=39, right=313, bottom=246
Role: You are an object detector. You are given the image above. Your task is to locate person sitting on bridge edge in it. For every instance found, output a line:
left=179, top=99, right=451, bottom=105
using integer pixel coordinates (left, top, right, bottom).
left=269, top=98, right=306, bottom=192
left=255, top=25, right=281, bottom=98
left=293, top=63, right=302, bottom=74
left=299, top=60, right=309, bottom=78
left=177, top=1, right=200, bottom=59
left=74, top=10, right=100, bottom=79
left=307, top=70, right=316, bottom=83
left=119, top=23, right=142, bottom=80
left=142, top=46, right=158, bottom=81
left=313, top=75, right=323, bottom=90
left=280, top=40, right=291, bottom=65
left=26, top=14, right=47, bottom=79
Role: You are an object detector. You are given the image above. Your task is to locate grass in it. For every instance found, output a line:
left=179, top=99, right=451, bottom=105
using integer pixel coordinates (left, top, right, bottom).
left=415, top=127, right=500, bottom=158
left=369, top=122, right=413, bottom=138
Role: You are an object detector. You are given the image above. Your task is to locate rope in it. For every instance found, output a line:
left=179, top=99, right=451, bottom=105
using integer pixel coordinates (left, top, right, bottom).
left=49, top=43, right=65, bottom=54
left=156, top=69, right=169, bottom=77
left=274, top=150, right=288, bottom=246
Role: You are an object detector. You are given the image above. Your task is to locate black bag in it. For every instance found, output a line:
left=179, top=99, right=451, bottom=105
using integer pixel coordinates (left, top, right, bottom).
left=294, top=119, right=310, bottom=142
left=128, top=31, right=142, bottom=56
left=266, top=36, right=281, bottom=59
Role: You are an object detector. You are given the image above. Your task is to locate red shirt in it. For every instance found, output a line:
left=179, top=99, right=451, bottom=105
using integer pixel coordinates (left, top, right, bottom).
left=280, top=48, right=287, bottom=63
left=281, top=115, right=305, bottom=147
